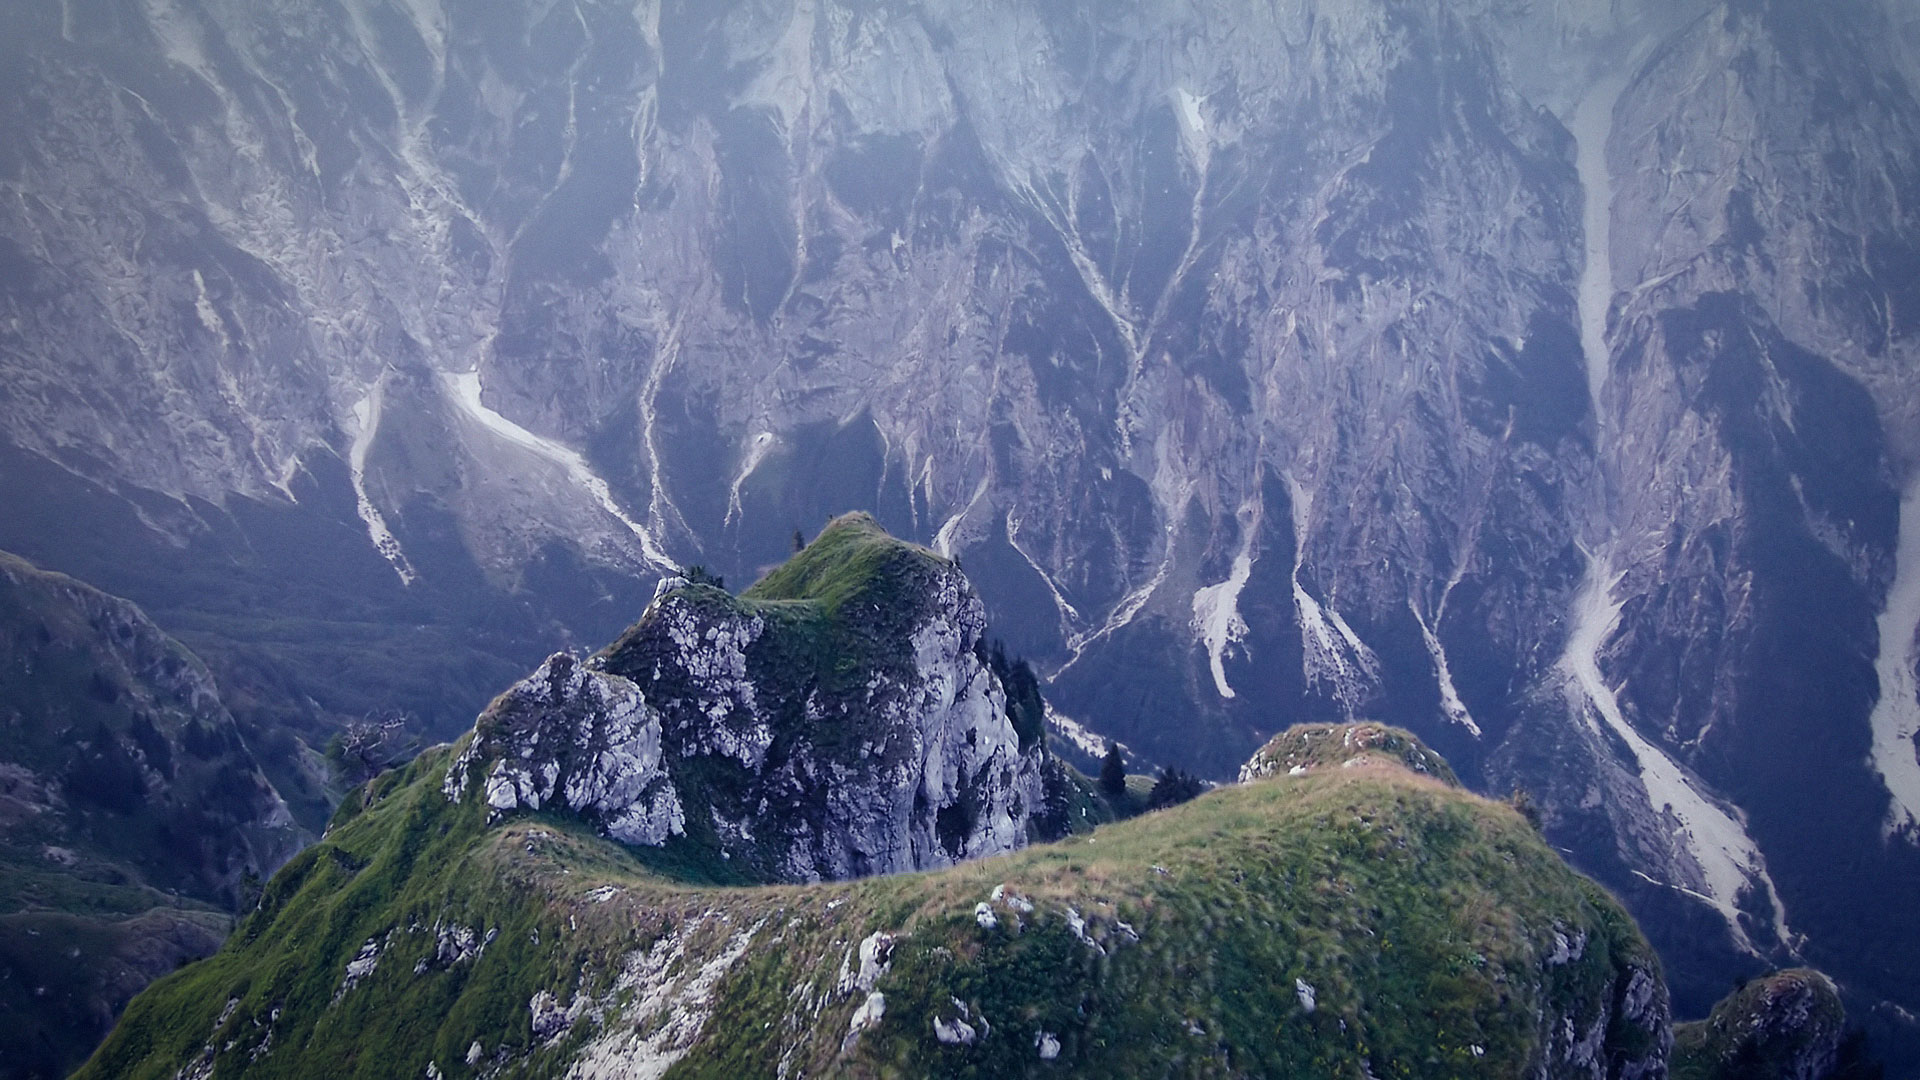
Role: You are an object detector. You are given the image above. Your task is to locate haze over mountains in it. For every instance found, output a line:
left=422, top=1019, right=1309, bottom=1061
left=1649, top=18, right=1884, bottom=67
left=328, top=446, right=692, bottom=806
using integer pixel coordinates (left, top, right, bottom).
left=2, top=0, right=1919, bottom=1070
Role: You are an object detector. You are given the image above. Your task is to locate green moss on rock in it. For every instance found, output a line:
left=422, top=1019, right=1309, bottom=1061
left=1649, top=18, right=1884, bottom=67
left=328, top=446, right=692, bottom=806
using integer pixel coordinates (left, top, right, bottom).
left=1241, top=722, right=1461, bottom=786
left=1673, top=969, right=1850, bottom=1080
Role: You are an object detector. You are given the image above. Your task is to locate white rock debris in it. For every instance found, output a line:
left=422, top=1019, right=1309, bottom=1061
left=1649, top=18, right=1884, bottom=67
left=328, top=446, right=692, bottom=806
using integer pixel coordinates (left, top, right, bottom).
left=931, top=997, right=988, bottom=1046
left=529, top=990, right=585, bottom=1046
left=335, top=937, right=384, bottom=1000
left=565, top=918, right=764, bottom=1079
left=848, top=991, right=887, bottom=1038
left=991, top=884, right=1035, bottom=915
left=1547, top=927, right=1588, bottom=967
left=1064, top=906, right=1104, bottom=953
left=1036, top=1031, right=1062, bottom=1060
left=854, top=932, right=896, bottom=993
left=933, top=1015, right=976, bottom=1045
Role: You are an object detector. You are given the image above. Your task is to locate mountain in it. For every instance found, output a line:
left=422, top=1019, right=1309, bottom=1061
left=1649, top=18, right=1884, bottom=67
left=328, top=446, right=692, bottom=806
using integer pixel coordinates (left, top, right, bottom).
left=0, top=550, right=303, bottom=1079
left=445, top=514, right=1063, bottom=883
left=1, top=0, right=1918, bottom=1056
left=1672, top=969, right=1875, bottom=1080
left=79, top=712, right=1673, bottom=1079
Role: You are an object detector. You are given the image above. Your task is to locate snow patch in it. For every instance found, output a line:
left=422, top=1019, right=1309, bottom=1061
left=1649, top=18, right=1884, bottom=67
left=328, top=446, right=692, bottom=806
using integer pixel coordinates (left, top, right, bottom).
left=1410, top=600, right=1480, bottom=737
left=1060, top=508, right=1182, bottom=676
left=1006, top=509, right=1082, bottom=624
left=1869, top=481, right=1920, bottom=837
left=348, top=382, right=416, bottom=585
left=1286, top=474, right=1378, bottom=712
left=1572, top=76, right=1629, bottom=423
left=1044, top=707, right=1113, bottom=761
left=934, top=474, right=991, bottom=558
left=725, top=432, right=775, bottom=527
left=191, top=270, right=231, bottom=351
left=1191, top=495, right=1262, bottom=699
left=1173, top=87, right=1210, bottom=173
left=442, top=371, right=675, bottom=571
left=1563, top=555, right=1788, bottom=950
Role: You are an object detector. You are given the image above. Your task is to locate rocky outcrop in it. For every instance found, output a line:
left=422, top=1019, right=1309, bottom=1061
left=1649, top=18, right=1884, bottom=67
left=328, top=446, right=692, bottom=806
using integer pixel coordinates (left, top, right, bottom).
left=446, top=653, right=685, bottom=848
left=1674, top=969, right=1851, bottom=1080
left=444, top=516, right=1047, bottom=882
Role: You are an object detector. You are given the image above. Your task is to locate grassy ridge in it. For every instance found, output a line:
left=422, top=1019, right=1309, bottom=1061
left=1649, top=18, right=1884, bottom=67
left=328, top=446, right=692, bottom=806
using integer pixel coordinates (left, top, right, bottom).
left=81, top=742, right=1664, bottom=1079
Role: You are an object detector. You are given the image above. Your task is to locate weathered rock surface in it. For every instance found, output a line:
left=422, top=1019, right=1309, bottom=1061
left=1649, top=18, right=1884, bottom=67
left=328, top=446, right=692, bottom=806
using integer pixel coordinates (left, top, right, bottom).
left=445, top=515, right=1047, bottom=882
left=1674, top=969, right=1851, bottom=1080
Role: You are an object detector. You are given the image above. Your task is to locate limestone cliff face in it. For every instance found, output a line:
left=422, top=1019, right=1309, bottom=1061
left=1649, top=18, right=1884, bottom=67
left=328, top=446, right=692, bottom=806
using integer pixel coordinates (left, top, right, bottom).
left=444, top=516, right=1047, bottom=882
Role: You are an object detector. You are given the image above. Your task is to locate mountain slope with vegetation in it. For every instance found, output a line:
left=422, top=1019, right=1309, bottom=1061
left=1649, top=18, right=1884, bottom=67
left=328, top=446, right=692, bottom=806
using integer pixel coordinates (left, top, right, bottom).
left=80, top=728, right=1671, bottom=1078
left=1673, top=969, right=1881, bottom=1080
left=0, top=551, right=304, bottom=1079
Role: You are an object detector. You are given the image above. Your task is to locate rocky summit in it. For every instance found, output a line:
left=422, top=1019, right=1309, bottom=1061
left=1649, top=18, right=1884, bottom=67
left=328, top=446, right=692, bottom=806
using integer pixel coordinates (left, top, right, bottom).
left=1672, top=969, right=1863, bottom=1080
left=443, top=514, right=1051, bottom=883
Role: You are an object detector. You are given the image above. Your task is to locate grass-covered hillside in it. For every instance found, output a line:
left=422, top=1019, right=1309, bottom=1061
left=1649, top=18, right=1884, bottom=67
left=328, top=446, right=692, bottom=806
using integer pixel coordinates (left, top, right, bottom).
left=0, top=551, right=304, bottom=1079
left=81, top=726, right=1668, bottom=1079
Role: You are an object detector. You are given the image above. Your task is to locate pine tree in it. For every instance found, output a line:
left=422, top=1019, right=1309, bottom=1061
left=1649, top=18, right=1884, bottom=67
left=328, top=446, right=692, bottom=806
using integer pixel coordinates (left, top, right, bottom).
left=1147, top=767, right=1206, bottom=810
left=1099, top=741, right=1127, bottom=797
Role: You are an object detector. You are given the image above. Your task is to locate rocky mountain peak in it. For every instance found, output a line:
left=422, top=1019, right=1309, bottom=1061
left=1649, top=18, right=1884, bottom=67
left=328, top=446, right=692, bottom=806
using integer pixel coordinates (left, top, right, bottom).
left=443, top=514, right=1048, bottom=883
left=1239, top=721, right=1462, bottom=786
left=1674, top=969, right=1855, bottom=1080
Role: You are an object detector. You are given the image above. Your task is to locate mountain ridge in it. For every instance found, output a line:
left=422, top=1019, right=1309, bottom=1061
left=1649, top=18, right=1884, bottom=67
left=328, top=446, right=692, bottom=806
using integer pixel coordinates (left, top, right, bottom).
left=80, top=727, right=1675, bottom=1079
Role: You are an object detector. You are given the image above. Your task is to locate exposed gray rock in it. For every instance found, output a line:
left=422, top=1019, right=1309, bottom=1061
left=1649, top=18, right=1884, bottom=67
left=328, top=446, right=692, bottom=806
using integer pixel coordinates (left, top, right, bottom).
left=1675, top=969, right=1850, bottom=1080
left=446, top=520, right=1049, bottom=882
left=447, top=654, right=685, bottom=849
